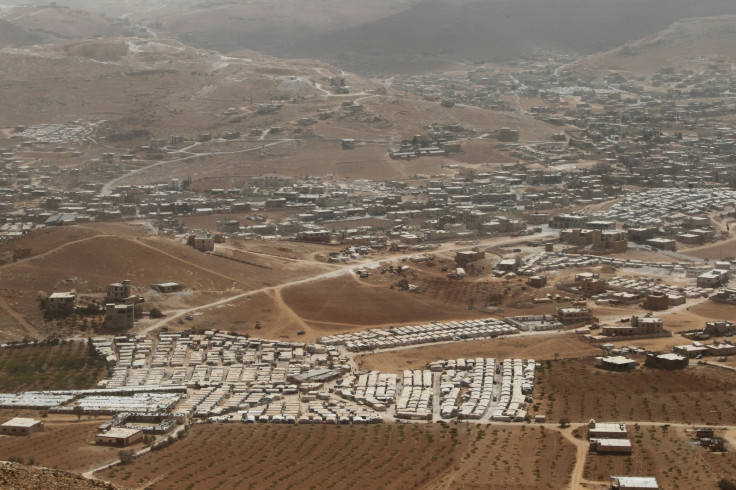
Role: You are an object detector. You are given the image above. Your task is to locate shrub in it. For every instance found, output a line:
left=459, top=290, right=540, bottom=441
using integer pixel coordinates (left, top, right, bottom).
left=118, top=449, right=135, bottom=465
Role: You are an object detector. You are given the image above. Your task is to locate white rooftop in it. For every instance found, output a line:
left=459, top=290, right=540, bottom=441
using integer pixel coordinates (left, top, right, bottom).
left=1, top=417, right=41, bottom=427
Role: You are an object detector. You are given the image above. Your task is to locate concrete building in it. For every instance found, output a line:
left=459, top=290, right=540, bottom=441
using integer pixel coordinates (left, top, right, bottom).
left=551, top=213, right=589, bottom=229
left=643, top=292, right=668, bottom=310
left=591, top=438, right=632, bottom=454
left=560, top=228, right=593, bottom=246
left=504, top=315, right=562, bottom=332
left=0, top=417, right=45, bottom=435
left=105, top=303, right=135, bottom=331
left=527, top=275, right=547, bottom=288
left=697, top=269, right=729, bottom=288
left=47, top=291, right=77, bottom=314
left=151, top=282, right=182, bottom=293
left=556, top=307, right=592, bottom=325
left=673, top=343, right=709, bottom=358
left=644, top=353, right=688, bottom=370
left=581, top=277, right=606, bottom=295
left=189, top=234, right=215, bottom=252
left=299, top=230, right=331, bottom=243
left=704, top=320, right=736, bottom=336
left=705, top=342, right=736, bottom=357
left=592, top=229, right=628, bottom=252
left=646, top=238, right=676, bottom=251
left=455, top=250, right=486, bottom=267
left=595, top=356, right=637, bottom=371
left=589, top=421, right=628, bottom=439
left=601, top=316, right=664, bottom=338
left=495, top=258, right=519, bottom=273
left=96, top=427, right=143, bottom=446
left=106, top=280, right=132, bottom=303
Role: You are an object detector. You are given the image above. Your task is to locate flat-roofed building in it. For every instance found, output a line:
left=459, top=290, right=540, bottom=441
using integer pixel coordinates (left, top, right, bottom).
left=106, top=280, right=136, bottom=303
left=455, top=250, right=486, bottom=267
left=151, top=282, right=182, bottom=293
left=557, top=307, right=592, bottom=325
left=47, top=291, right=77, bottom=313
left=560, top=228, right=594, bottom=246
left=591, top=438, right=632, bottom=454
left=592, top=229, right=628, bottom=252
left=705, top=342, right=736, bottom=356
left=673, top=344, right=708, bottom=358
left=551, top=213, right=589, bottom=229
left=644, top=353, right=688, bottom=370
left=96, top=427, right=143, bottom=447
left=697, top=269, right=729, bottom=288
left=610, top=476, right=659, bottom=489
left=189, top=234, right=214, bottom=252
left=0, top=417, right=45, bottom=435
left=646, top=238, right=676, bottom=251
left=105, top=303, right=135, bottom=331
left=595, top=356, right=637, bottom=371
left=602, top=316, right=664, bottom=338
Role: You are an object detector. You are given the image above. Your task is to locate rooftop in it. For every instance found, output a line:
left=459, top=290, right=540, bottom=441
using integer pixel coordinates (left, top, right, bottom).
left=1, top=417, right=42, bottom=427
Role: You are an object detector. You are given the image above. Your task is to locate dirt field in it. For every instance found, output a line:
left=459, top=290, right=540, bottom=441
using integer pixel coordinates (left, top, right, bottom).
left=535, top=358, right=736, bottom=425
left=98, top=423, right=574, bottom=490
left=358, top=334, right=600, bottom=372
left=0, top=418, right=130, bottom=473
left=580, top=424, right=736, bottom=488
left=680, top=235, right=736, bottom=260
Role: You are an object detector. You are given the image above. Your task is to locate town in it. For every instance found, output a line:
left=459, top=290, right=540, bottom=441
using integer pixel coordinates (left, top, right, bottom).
left=3, top=4, right=736, bottom=489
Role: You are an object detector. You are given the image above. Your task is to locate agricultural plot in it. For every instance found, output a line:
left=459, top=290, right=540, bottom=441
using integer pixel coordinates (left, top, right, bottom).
left=0, top=341, right=106, bottom=392
left=535, top=358, right=736, bottom=424
left=0, top=420, right=123, bottom=473
left=99, top=424, right=575, bottom=490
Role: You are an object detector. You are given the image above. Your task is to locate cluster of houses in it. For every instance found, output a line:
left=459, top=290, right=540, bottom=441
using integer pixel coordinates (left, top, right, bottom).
left=46, top=279, right=146, bottom=331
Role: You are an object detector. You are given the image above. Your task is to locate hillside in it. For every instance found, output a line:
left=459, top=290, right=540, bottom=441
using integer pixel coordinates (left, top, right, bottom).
left=0, top=19, right=48, bottom=48
left=0, top=6, right=136, bottom=40
left=574, top=15, right=736, bottom=77
left=0, top=461, right=121, bottom=490
left=283, top=0, right=736, bottom=74
left=0, top=223, right=328, bottom=341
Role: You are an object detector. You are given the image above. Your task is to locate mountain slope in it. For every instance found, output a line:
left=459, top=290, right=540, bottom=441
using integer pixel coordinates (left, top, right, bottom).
left=576, top=15, right=736, bottom=76
left=282, top=0, right=736, bottom=73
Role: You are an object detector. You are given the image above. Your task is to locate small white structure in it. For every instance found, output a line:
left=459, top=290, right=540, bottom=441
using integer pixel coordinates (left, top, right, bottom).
left=610, top=476, right=659, bottom=489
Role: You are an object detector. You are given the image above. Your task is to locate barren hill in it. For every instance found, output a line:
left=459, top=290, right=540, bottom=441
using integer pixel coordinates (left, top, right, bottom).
left=282, top=0, right=736, bottom=74
left=0, top=6, right=136, bottom=40
left=0, top=19, right=48, bottom=48
left=574, top=15, right=736, bottom=77
left=0, top=461, right=121, bottom=490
